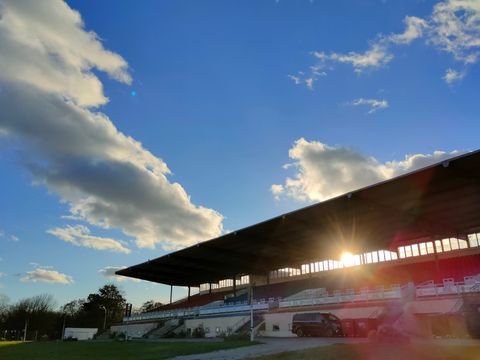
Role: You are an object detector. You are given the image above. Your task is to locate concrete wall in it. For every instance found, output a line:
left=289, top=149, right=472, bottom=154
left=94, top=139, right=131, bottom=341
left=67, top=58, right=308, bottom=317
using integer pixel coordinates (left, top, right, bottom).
left=185, top=315, right=249, bottom=338
left=111, top=322, right=158, bottom=338
left=264, top=312, right=296, bottom=337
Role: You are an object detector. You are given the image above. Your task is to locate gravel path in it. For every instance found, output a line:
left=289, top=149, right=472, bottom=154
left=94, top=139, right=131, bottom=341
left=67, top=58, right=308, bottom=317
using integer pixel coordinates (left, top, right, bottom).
left=169, top=337, right=367, bottom=360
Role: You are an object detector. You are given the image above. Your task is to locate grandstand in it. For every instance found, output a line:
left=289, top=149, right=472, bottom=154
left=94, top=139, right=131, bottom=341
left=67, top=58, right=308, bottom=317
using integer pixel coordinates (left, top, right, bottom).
left=116, top=150, right=480, bottom=339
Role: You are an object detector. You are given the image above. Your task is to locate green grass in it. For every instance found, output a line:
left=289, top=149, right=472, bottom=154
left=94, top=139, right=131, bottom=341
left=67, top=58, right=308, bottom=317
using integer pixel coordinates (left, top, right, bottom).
left=0, top=340, right=254, bottom=360
left=0, top=341, right=26, bottom=347
left=254, top=343, right=480, bottom=360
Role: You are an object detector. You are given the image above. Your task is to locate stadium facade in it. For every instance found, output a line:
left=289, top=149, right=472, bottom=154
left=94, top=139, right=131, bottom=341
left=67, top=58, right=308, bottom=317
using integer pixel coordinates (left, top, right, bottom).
left=114, top=151, right=480, bottom=339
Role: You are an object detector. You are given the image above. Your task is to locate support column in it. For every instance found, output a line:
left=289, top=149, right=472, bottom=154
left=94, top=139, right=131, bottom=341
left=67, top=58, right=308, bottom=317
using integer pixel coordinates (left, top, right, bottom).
left=209, top=283, right=212, bottom=294
left=188, top=286, right=191, bottom=302
left=169, top=285, right=173, bottom=304
left=233, top=275, right=237, bottom=298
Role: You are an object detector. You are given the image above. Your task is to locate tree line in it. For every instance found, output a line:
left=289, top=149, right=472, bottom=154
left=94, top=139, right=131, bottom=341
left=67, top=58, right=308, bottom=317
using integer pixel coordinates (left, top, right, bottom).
left=0, top=284, right=156, bottom=341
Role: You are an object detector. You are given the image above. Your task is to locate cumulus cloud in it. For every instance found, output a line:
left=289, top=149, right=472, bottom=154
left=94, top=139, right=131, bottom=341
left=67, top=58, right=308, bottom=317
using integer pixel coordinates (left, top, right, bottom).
left=350, top=98, right=389, bottom=114
left=98, top=266, right=140, bottom=282
left=21, top=267, right=73, bottom=284
left=0, top=0, right=130, bottom=107
left=0, top=0, right=223, bottom=251
left=294, top=0, right=480, bottom=87
left=272, top=139, right=464, bottom=202
left=47, top=225, right=131, bottom=254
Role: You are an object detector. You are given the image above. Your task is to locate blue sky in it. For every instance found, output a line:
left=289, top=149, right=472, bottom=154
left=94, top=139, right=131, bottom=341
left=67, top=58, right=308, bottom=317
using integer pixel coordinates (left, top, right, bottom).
left=1, top=0, right=479, bottom=308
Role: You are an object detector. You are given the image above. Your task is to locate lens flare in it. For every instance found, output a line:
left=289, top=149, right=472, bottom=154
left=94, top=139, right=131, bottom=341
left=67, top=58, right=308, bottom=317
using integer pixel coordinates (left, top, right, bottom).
left=341, top=251, right=355, bottom=267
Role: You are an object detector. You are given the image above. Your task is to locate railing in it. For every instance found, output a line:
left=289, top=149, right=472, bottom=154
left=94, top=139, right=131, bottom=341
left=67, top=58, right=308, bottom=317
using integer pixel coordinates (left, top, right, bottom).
left=278, top=286, right=402, bottom=309
left=124, top=300, right=270, bottom=322
left=416, top=278, right=480, bottom=297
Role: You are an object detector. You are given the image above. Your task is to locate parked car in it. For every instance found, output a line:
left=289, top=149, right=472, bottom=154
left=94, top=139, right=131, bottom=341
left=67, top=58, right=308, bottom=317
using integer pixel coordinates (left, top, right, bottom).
left=292, top=312, right=343, bottom=337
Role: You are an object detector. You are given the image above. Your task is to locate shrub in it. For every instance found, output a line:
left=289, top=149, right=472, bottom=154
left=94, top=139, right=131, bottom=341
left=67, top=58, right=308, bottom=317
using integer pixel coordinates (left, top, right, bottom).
left=192, top=327, right=205, bottom=338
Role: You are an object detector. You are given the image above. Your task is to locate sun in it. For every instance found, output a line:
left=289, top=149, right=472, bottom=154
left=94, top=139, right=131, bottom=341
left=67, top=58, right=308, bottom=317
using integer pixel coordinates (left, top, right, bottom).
left=340, top=252, right=355, bottom=267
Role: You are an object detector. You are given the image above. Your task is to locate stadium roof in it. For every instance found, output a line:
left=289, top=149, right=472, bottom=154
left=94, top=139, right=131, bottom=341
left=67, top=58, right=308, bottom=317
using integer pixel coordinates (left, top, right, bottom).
left=117, top=150, right=480, bottom=287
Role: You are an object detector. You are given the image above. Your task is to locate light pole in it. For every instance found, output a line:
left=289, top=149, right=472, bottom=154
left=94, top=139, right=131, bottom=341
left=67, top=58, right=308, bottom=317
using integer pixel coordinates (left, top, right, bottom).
left=23, top=318, right=29, bottom=342
left=62, top=314, right=67, bottom=340
left=99, top=305, right=107, bottom=330
left=249, top=283, right=255, bottom=342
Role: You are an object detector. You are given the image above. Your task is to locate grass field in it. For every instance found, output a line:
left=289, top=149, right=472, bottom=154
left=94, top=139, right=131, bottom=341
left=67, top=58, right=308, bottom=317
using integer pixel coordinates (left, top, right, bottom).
left=254, top=343, right=480, bottom=360
left=2, top=340, right=480, bottom=359
left=0, top=340, right=253, bottom=360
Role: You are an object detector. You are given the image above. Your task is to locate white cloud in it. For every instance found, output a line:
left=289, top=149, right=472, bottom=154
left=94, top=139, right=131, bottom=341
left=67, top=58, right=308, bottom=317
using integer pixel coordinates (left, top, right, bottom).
left=429, top=0, right=480, bottom=64
left=287, top=75, right=301, bottom=85
left=389, top=16, right=428, bottom=44
left=47, top=225, right=131, bottom=254
left=270, top=184, right=284, bottom=200
left=0, top=272, right=5, bottom=278
left=98, top=266, right=141, bottom=282
left=21, top=267, right=73, bottom=284
left=443, top=68, right=466, bottom=84
left=9, top=235, right=19, bottom=242
left=0, top=0, right=130, bottom=107
left=272, top=139, right=464, bottom=202
left=350, top=98, right=389, bottom=114
left=294, top=0, right=480, bottom=87
left=330, top=42, right=393, bottom=73
left=288, top=70, right=325, bottom=90
left=0, top=230, right=4, bottom=237
left=0, top=0, right=223, bottom=251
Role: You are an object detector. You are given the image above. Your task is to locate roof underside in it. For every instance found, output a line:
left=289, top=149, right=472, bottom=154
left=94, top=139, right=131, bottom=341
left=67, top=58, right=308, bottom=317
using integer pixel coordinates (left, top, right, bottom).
left=117, top=150, right=480, bottom=287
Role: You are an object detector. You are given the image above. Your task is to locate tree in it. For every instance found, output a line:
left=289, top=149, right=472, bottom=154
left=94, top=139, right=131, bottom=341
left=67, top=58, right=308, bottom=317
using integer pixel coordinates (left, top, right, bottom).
left=83, top=284, right=126, bottom=329
left=140, top=300, right=162, bottom=313
left=3, top=294, right=59, bottom=340
left=61, top=299, right=84, bottom=318
left=0, top=294, right=9, bottom=326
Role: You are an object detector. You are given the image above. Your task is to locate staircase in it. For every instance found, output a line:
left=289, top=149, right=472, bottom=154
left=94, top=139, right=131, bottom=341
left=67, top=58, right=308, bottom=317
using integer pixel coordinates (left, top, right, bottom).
left=147, top=319, right=183, bottom=338
left=142, top=321, right=165, bottom=338
left=235, top=315, right=264, bottom=335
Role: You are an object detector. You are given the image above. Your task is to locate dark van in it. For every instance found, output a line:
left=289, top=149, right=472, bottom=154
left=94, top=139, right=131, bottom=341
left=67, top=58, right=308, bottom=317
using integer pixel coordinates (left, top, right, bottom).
left=291, top=312, right=343, bottom=337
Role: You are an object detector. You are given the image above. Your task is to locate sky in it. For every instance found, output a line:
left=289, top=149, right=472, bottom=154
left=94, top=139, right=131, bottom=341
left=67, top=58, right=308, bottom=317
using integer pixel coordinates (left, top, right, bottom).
left=0, top=0, right=479, bottom=309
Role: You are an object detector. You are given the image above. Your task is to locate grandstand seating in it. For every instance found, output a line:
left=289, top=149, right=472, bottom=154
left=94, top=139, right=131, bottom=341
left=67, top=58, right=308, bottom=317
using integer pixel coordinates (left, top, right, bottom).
left=149, top=290, right=230, bottom=312
left=123, top=254, right=480, bottom=325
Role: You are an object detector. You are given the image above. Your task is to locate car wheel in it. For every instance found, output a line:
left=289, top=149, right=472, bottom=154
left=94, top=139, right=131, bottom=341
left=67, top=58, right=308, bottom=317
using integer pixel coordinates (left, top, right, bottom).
left=296, top=328, right=304, bottom=337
